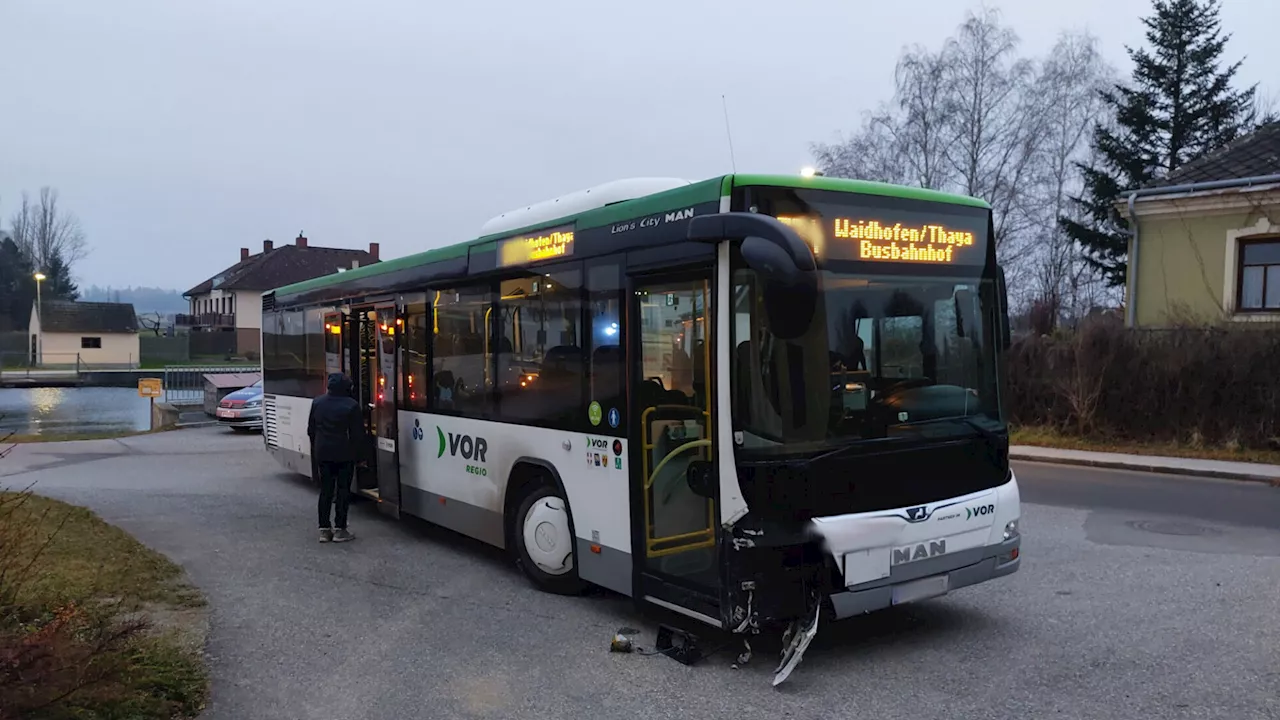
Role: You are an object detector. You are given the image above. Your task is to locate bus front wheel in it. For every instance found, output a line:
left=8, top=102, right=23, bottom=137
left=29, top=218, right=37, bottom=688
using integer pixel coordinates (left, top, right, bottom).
left=512, top=483, right=587, bottom=596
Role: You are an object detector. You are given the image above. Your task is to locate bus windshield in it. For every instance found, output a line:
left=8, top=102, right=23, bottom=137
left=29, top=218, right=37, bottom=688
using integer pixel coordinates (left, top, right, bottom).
left=730, top=267, right=1002, bottom=455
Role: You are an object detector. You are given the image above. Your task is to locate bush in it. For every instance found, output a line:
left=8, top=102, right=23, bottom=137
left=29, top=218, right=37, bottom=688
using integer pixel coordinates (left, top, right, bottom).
left=1006, top=320, right=1280, bottom=448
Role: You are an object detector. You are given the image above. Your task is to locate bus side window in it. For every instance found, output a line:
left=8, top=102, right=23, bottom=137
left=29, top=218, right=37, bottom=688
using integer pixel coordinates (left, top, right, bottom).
left=587, top=261, right=624, bottom=434
left=431, top=285, right=494, bottom=417
left=402, top=300, right=429, bottom=412
left=496, top=266, right=583, bottom=427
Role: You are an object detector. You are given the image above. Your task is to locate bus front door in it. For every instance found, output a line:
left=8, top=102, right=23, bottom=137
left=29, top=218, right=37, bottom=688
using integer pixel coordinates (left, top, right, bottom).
left=630, top=271, right=722, bottom=629
left=371, top=304, right=401, bottom=518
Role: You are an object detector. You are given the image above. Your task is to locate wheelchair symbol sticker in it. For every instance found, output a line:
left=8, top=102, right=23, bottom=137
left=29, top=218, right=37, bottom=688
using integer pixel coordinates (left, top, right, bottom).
left=411, top=418, right=424, bottom=441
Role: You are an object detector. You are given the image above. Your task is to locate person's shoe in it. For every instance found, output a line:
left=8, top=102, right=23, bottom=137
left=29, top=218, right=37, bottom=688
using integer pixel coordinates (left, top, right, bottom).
left=332, top=528, right=355, bottom=543
left=319, top=528, right=333, bottom=543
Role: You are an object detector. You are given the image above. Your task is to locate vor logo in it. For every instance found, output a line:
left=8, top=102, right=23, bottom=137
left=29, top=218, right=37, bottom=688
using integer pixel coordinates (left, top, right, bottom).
left=966, top=503, right=995, bottom=520
left=436, top=427, right=489, bottom=461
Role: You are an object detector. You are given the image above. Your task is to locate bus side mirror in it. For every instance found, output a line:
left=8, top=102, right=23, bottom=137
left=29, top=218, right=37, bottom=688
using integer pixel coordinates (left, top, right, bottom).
left=739, top=235, right=817, bottom=341
left=687, top=213, right=819, bottom=342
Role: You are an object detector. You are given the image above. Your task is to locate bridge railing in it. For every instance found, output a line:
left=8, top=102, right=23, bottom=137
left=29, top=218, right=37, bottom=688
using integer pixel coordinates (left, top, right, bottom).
left=162, top=365, right=260, bottom=405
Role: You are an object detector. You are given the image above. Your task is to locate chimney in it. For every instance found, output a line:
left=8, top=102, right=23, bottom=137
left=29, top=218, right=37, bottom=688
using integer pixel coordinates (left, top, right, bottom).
left=240, top=247, right=249, bottom=261
left=368, top=242, right=379, bottom=260
left=296, top=232, right=307, bottom=248
left=263, top=239, right=274, bottom=252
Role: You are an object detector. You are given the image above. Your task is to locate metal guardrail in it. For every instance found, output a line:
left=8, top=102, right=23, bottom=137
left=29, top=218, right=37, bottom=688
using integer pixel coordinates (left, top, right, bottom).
left=162, top=365, right=260, bottom=405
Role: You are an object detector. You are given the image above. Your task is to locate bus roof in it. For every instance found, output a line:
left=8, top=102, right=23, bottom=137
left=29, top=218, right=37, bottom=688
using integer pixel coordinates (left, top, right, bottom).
left=268, top=173, right=990, bottom=298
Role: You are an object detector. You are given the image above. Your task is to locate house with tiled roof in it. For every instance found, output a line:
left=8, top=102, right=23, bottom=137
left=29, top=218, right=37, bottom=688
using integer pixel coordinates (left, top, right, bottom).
left=29, top=300, right=140, bottom=368
left=182, top=234, right=379, bottom=355
left=1117, top=121, right=1280, bottom=326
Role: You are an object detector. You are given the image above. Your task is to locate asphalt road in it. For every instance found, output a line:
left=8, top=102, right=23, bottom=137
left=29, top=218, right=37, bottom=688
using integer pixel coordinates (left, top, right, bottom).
left=3, top=429, right=1278, bottom=720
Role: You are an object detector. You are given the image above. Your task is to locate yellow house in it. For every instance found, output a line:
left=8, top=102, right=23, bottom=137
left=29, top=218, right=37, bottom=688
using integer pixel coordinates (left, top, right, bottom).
left=1117, top=121, right=1280, bottom=327
left=29, top=300, right=141, bottom=369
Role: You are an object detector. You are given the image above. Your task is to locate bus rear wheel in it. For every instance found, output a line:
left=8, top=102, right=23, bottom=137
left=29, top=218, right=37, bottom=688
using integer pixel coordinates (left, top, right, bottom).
left=512, top=483, right=587, bottom=595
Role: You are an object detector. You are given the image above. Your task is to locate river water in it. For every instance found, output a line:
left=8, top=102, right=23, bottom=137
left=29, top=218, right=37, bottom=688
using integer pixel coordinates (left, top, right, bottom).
left=0, top=387, right=152, bottom=437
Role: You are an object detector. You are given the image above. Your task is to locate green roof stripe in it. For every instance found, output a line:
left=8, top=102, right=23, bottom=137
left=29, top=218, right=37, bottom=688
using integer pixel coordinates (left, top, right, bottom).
left=271, top=173, right=989, bottom=297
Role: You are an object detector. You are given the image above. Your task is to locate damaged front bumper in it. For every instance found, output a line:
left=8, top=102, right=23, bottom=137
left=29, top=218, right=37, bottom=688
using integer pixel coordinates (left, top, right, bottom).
left=828, top=535, right=1020, bottom=619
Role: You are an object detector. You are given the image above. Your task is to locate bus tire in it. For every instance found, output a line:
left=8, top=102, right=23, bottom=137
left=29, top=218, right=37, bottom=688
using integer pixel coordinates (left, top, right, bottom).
left=511, top=483, right=587, bottom=596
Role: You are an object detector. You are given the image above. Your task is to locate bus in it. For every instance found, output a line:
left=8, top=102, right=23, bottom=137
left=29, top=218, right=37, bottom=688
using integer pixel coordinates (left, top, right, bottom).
left=259, top=173, right=1022, bottom=682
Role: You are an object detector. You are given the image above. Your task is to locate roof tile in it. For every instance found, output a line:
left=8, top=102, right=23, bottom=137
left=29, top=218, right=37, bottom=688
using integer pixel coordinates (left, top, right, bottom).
left=186, top=244, right=378, bottom=296
left=39, top=301, right=138, bottom=334
left=1147, top=121, right=1280, bottom=188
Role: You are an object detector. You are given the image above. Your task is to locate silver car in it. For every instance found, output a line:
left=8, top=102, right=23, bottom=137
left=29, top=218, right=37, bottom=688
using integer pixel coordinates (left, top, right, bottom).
left=216, top=379, right=263, bottom=431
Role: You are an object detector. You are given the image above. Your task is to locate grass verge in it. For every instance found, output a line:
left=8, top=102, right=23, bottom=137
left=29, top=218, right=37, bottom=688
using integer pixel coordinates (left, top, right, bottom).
left=1011, top=425, right=1280, bottom=466
left=0, top=491, right=209, bottom=720
left=4, top=427, right=182, bottom=444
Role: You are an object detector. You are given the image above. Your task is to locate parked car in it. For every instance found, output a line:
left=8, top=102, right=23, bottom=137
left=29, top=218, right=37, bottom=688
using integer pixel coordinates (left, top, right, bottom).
left=216, top=379, right=263, bottom=432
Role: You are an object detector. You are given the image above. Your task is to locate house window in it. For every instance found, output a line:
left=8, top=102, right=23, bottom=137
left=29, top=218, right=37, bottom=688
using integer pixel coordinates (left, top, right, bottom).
left=81, top=337, right=102, bottom=349
left=1238, top=240, right=1280, bottom=311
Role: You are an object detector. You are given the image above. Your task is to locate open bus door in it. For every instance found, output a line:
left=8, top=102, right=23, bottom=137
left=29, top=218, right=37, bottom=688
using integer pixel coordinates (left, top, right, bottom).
left=341, top=306, right=401, bottom=517
left=371, top=304, right=401, bottom=518
left=628, top=268, right=723, bottom=630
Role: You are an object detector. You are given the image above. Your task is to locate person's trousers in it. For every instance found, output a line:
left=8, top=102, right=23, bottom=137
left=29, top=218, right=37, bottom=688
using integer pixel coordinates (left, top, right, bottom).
left=317, top=460, right=354, bottom=529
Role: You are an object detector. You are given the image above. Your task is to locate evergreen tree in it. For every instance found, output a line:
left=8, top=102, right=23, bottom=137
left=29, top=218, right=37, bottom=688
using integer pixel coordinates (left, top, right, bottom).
left=0, top=238, right=37, bottom=330
left=1060, top=0, right=1257, bottom=287
left=43, top=250, right=79, bottom=301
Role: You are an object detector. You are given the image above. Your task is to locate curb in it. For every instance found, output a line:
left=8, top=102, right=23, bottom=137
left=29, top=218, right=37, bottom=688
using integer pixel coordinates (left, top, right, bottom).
left=1009, top=451, right=1280, bottom=486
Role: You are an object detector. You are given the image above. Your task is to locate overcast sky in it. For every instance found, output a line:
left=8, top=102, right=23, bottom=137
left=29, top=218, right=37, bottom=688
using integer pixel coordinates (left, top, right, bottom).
left=2, top=0, right=1275, bottom=291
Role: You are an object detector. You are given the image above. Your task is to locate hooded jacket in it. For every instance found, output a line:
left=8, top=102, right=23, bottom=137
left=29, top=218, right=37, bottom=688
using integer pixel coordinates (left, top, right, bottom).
left=307, top=373, right=364, bottom=463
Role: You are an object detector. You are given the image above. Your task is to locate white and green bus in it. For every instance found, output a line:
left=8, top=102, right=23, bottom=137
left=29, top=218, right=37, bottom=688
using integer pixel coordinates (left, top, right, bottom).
left=260, top=173, right=1022, bottom=679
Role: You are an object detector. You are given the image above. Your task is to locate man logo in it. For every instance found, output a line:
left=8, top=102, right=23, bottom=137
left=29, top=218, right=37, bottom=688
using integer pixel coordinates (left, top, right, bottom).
left=966, top=503, right=995, bottom=520
left=892, top=540, right=947, bottom=565
left=905, top=505, right=929, bottom=522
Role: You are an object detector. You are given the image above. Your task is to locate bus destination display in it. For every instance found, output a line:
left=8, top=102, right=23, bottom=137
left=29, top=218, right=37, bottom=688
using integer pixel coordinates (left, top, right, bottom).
left=777, top=214, right=984, bottom=265
left=498, top=224, right=575, bottom=267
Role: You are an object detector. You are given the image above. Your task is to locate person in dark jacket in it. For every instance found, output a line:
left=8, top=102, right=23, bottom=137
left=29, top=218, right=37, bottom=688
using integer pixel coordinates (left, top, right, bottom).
left=308, top=372, right=364, bottom=543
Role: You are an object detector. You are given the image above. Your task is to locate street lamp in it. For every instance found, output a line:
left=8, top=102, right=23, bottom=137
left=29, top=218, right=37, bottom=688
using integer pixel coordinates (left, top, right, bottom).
left=34, top=272, right=45, bottom=365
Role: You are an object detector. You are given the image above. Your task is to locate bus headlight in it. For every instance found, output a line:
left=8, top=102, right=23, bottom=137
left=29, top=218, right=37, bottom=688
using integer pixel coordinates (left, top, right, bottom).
left=1003, top=519, right=1019, bottom=541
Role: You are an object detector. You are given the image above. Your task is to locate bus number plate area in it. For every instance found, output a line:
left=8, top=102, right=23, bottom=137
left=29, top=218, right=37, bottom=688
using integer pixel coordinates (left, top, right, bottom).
left=891, top=575, right=949, bottom=605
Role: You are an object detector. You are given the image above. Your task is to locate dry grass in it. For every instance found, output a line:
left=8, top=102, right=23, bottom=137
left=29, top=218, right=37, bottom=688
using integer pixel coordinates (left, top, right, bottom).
left=1012, top=425, right=1280, bottom=466
left=5, top=428, right=175, bottom=444
left=0, top=491, right=209, bottom=719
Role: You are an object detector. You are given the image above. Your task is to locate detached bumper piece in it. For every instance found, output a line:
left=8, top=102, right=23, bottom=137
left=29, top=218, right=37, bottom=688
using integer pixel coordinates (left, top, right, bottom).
left=655, top=624, right=705, bottom=665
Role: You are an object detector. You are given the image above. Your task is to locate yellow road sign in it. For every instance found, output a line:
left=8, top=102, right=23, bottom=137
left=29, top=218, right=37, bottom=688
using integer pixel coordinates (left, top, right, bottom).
left=138, top=378, right=163, bottom=398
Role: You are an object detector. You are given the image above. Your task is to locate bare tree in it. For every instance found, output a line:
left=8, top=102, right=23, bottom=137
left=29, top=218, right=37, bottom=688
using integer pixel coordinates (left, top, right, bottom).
left=1023, top=31, right=1122, bottom=326
left=811, top=8, right=1119, bottom=317
left=887, top=46, right=956, bottom=190
left=8, top=187, right=87, bottom=272
left=137, top=312, right=165, bottom=337
left=812, top=109, right=911, bottom=186
left=812, top=46, right=954, bottom=190
left=938, top=6, right=1045, bottom=264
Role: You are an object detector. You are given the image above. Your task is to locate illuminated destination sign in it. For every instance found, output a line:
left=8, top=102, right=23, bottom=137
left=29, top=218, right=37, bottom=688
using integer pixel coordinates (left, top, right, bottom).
left=834, top=218, right=976, bottom=264
left=498, top=224, right=575, bottom=267
left=777, top=214, right=982, bottom=265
